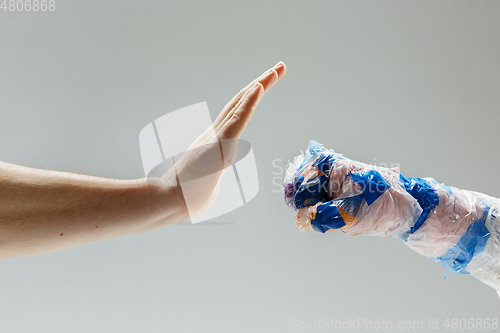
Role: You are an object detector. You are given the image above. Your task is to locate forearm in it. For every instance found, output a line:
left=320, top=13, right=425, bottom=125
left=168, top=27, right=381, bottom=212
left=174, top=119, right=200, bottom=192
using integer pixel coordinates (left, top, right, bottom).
left=0, top=161, right=188, bottom=258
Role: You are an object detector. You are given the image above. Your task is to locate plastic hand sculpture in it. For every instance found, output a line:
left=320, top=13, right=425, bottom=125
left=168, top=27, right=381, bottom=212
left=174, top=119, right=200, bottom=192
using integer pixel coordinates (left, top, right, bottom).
left=284, top=141, right=500, bottom=296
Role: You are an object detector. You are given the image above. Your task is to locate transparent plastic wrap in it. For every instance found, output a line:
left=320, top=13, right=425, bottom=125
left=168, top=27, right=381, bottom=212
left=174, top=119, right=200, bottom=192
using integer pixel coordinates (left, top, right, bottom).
left=284, top=141, right=500, bottom=296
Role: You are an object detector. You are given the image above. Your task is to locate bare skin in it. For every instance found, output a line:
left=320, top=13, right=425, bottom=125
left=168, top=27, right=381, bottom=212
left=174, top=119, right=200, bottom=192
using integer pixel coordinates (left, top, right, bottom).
left=0, top=62, right=287, bottom=258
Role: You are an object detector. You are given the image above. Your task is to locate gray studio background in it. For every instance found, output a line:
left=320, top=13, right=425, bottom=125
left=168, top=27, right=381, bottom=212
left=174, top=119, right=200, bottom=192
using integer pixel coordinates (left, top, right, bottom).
left=1, top=1, right=500, bottom=332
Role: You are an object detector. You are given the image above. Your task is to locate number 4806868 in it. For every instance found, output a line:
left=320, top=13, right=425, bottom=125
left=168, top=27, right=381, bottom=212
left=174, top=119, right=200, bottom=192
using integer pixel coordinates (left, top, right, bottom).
left=1, top=0, right=56, bottom=11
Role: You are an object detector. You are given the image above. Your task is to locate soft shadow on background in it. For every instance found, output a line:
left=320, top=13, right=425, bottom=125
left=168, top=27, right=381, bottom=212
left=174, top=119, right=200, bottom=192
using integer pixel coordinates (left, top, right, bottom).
left=1, top=1, right=500, bottom=332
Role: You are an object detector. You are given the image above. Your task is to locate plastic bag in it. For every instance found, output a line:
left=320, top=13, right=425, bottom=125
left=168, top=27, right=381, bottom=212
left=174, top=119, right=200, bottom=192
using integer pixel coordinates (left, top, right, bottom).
left=284, top=140, right=500, bottom=294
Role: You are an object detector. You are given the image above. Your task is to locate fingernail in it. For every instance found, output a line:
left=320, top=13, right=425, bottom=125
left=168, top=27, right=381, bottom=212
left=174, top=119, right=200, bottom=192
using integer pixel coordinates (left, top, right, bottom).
left=273, top=61, right=284, bottom=69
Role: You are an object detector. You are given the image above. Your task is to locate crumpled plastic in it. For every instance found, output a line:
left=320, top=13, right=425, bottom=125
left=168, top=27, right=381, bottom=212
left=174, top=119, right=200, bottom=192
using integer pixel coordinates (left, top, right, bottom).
left=284, top=140, right=500, bottom=295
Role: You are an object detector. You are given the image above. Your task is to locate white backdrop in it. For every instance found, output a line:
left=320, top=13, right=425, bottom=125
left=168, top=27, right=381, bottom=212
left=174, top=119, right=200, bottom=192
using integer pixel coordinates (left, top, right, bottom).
left=1, top=1, right=500, bottom=332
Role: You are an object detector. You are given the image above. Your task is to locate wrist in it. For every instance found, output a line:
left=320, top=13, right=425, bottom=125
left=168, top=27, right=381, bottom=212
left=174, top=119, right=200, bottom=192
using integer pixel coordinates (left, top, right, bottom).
left=130, top=177, right=189, bottom=231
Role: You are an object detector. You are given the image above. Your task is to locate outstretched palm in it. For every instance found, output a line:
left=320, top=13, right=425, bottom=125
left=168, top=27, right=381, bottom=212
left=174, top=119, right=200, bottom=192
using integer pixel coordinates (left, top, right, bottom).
left=163, top=62, right=287, bottom=219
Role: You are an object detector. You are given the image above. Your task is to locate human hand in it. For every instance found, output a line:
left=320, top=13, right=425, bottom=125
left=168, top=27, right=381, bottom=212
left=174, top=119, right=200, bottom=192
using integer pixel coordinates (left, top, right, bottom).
left=163, top=62, right=287, bottom=220
left=0, top=63, right=287, bottom=257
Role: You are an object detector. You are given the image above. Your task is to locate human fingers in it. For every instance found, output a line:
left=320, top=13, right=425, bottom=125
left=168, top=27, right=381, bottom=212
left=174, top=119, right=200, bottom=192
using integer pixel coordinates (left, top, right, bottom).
left=213, top=62, right=286, bottom=132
